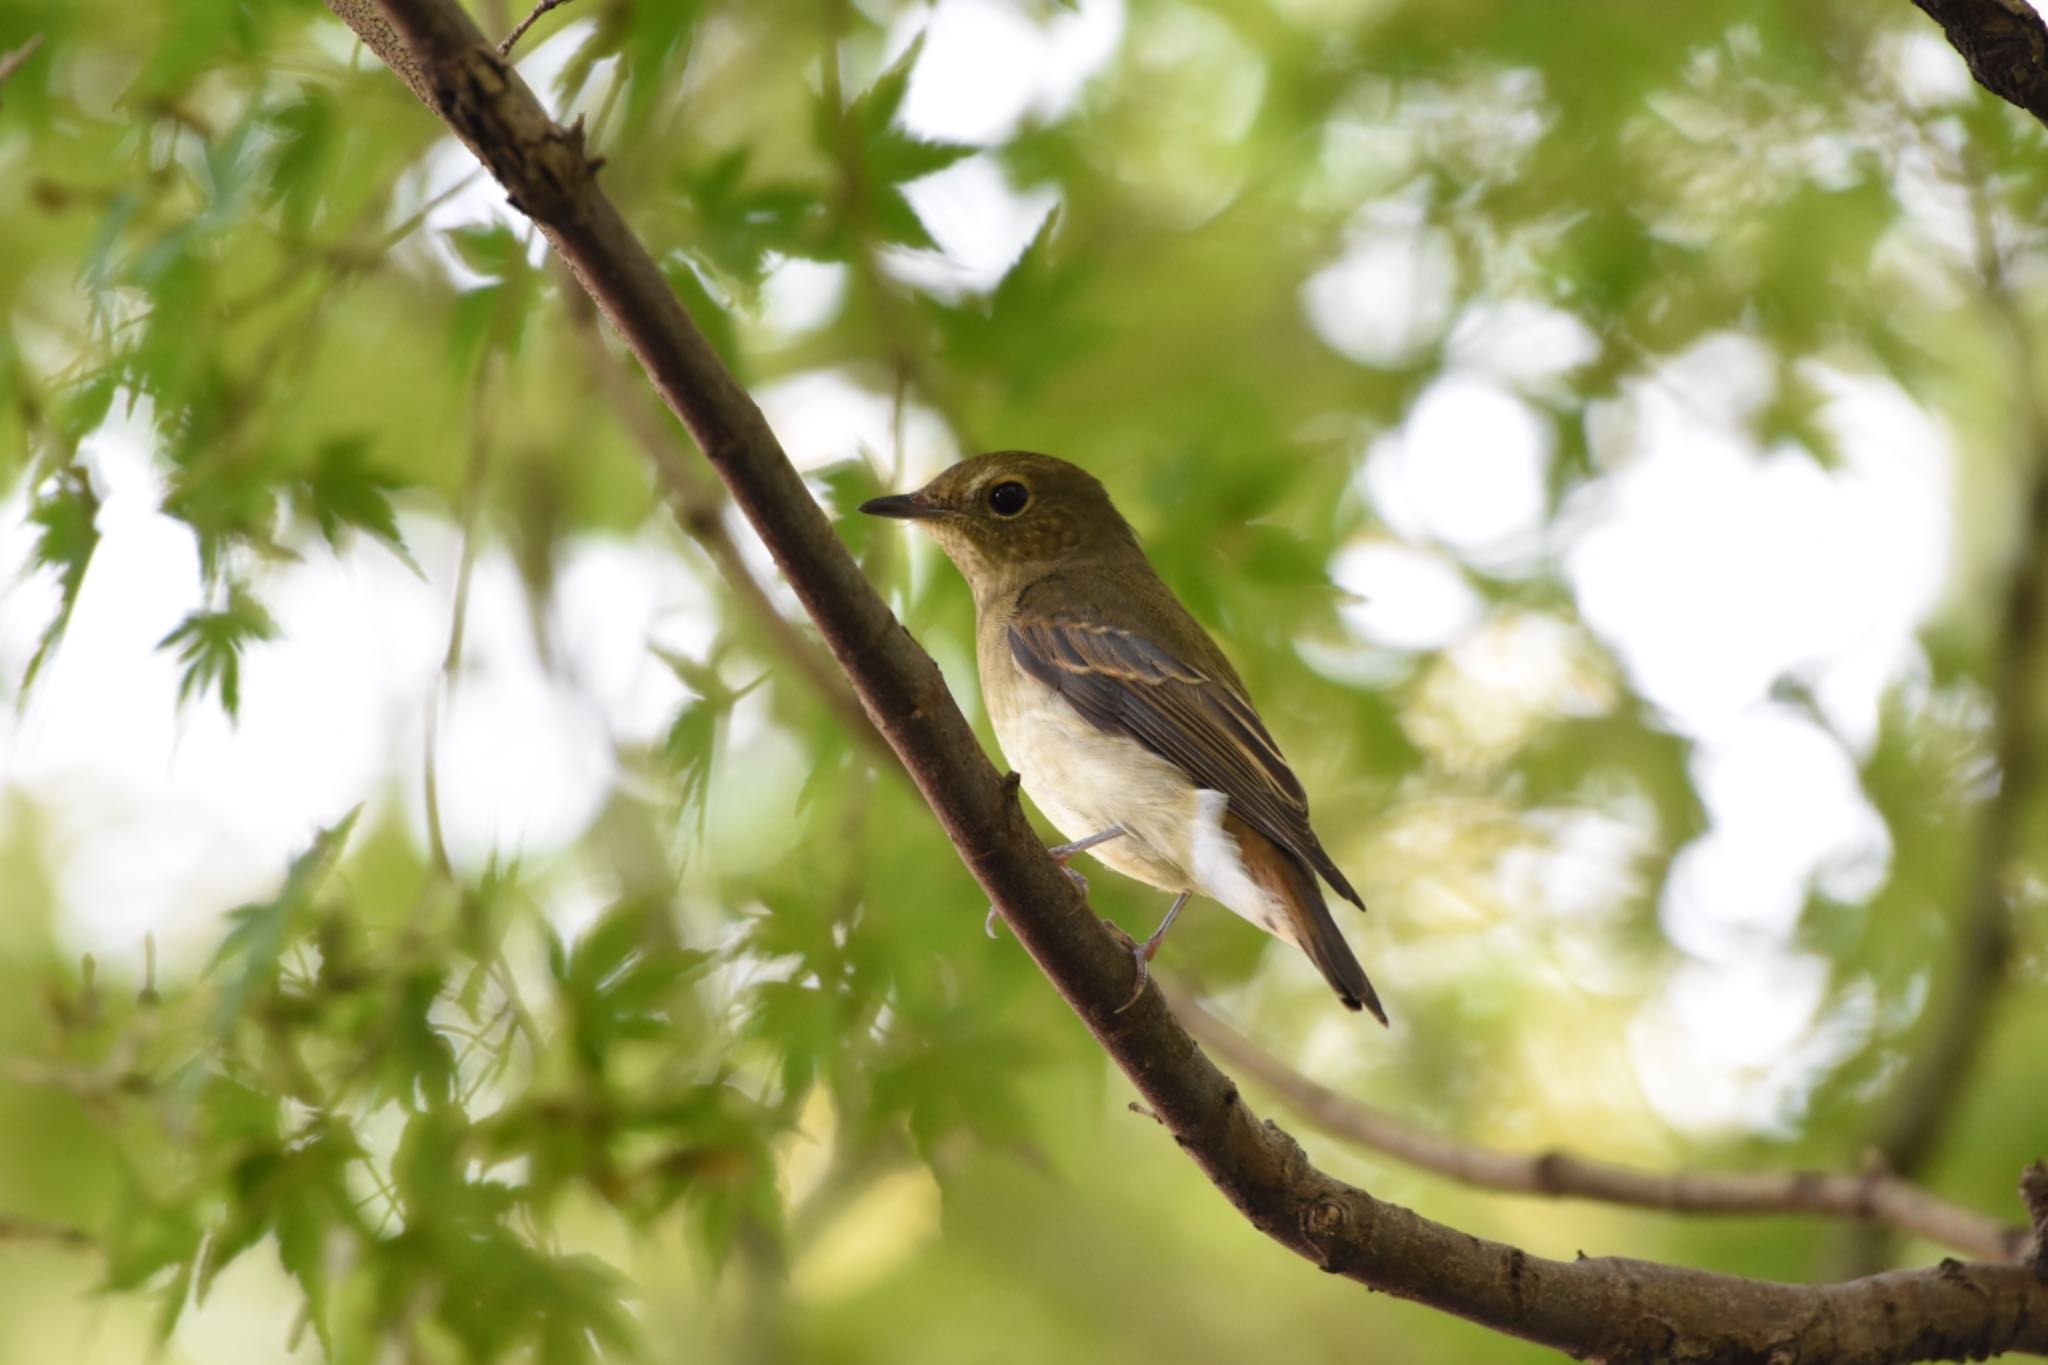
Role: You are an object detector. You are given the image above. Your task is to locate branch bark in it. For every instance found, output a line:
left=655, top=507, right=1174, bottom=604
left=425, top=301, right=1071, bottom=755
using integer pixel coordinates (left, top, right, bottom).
left=2023, top=1161, right=2048, bottom=1280
left=331, top=3, right=2048, bottom=1357
left=1912, top=0, right=2048, bottom=127
left=1170, top=985, right=2032, bottom=1265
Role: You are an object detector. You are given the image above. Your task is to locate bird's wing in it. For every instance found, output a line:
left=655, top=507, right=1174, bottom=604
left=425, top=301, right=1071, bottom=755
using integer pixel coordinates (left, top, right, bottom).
left=1007, top=610, right=1363, bottom=908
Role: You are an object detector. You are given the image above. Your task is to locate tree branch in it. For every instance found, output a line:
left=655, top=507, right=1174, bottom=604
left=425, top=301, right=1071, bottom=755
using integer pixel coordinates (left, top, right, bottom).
left=2022, top=1161, right=2048, bottom=1279
left=1169, top=985, right=2032, bottom=1265
left=0, top=1212, right=94, bottom=1248
left=329, top=2, right=2048, bottom=1357
left=0, top=32, right=43, bottom=102
left=1911, top=0, right=2048, bottom=128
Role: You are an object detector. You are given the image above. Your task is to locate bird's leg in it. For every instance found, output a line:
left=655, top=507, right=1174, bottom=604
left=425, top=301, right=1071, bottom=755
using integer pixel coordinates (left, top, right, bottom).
left=1114, top=890, right=1192, bottom=1012
left=985, top=825, right=1126, bottom=939
left=1047, top=824, right=1125, bottom=882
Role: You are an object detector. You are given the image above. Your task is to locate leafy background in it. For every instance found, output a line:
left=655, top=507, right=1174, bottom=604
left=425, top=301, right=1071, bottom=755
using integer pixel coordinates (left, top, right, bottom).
left=1, top=0, right=2046, bottom=1361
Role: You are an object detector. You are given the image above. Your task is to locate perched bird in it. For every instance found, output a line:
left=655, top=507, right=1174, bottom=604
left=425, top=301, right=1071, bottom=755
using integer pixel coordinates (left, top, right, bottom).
left=861, top=452, right=1384, bottom=1022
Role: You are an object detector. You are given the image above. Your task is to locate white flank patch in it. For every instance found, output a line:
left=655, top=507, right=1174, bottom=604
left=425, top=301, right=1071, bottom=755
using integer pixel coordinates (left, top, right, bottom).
left=1189, top=789, right=1293, bottom=945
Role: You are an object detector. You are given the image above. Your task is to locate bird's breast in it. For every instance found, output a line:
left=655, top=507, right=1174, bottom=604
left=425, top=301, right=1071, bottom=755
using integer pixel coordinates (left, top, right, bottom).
left=979, top=649, right=1201, bottom=895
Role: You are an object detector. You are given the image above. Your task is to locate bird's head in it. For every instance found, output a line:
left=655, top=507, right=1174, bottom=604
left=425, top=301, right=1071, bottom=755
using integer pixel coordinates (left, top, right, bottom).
left=859, top=451, right=1141, bottom=599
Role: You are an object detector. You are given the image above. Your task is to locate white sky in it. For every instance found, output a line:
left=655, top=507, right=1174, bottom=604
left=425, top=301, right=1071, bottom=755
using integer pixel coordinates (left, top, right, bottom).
left=0, top=1, right=1985, bottom=1147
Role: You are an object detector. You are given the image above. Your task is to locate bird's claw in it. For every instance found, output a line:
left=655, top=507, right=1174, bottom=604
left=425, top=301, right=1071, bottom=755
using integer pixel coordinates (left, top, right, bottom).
left=984, top=904, right=1002, bottom=939
left=1106, top=920, right=1152, bottom=1013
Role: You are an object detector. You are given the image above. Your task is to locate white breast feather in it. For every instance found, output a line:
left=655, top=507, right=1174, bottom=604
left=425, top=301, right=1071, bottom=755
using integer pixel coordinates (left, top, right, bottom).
left=990, top=661, right=1296, bottom=945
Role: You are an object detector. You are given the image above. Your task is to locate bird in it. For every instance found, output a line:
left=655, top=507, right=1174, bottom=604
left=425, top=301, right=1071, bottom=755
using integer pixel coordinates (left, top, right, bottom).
left=860, top=451, right=1384, bottom=1022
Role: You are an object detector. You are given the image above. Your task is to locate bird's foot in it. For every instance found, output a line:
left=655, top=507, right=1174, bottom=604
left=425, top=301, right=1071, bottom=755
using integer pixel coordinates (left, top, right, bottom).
left=986, top=827, right=1126, bottom=944
left=1103, top=921, right=1151, bottom=1013
left=1112, top=891, right=1191, bottom=1014
left=1115, top=947, right=1153, bottom=1012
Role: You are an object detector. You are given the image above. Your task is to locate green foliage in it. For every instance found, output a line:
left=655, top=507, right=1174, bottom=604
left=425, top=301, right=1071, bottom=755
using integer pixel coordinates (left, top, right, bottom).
left=157, top=580, right=280, bottom=718
left=2, top=0, right=2046, bottom=1362
left=837, top=37, right=978, bottom=251
left=20, top=466, right=100, bottom=693
left=294, top=436, right=413, bottom=561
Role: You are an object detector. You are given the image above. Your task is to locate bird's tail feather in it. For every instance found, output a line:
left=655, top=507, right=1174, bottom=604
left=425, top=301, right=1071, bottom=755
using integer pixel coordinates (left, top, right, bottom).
left=1225, top=814, right=1387, bottom=1025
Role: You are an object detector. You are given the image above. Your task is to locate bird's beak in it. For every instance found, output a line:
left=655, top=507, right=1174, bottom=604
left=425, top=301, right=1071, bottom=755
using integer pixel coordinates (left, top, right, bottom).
left=858, top=491, right=949, bottom=520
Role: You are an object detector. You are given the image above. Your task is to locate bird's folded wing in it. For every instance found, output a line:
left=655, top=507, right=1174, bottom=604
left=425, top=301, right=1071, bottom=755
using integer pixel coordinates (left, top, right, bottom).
left=1008, top=614, right=1363, bottom=908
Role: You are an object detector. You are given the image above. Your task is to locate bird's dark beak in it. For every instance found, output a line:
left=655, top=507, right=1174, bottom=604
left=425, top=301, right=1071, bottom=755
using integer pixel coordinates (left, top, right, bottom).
left=858, top=491, right=948, bottom=520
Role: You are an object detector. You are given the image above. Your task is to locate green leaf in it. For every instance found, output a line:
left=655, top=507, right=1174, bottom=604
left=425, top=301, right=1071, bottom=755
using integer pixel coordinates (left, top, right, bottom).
left=373, top=969, right=458, bottom=1110
left=448, top=281, right=505, bottom=375
left=867, top=133, right=977, bottom=189
left=270, top=1120, right=367, bottom=1352
left=295, top=435, right=413, bottom=563
left=849, top=35, right=924, bottom=135
left=829, top=36, right=975, bottom=252
left=209, top=810, right=360, bottom=1030
left=870, top=186, right=939, bottom=251
left=19, top=467, right=102, bottom=697
left=156, top=581, right=280, bottom=719
left=661, top=699, right=720, bottom=818
left=551, top=898, right=709, bottom=1070
left=937, top=209, right=1101, bottom=385
left=100, top=1163, right=204, bottom=1296
left=264, top=89, right=337, bottom=237
left=673, top=151, right=822, bottom=288
left=621, top=0, right=705, bottom=130
left=446, top=223, right=525, bottom=280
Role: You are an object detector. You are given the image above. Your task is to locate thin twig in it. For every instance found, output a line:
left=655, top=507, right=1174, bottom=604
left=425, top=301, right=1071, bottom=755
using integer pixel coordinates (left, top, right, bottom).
left=0, top=1212, right=93, bottom=1248
left=1868, top=149, right=2048, bottom=1182
left=423, top=361, right=496, bottom=880
left=0, top=32, right=43, bottom=100
left=559, top=275, right=890, bottom=760
left=1168, top=984, right=2031, bottom=1264
left=497, top=0, right=574, bottom=57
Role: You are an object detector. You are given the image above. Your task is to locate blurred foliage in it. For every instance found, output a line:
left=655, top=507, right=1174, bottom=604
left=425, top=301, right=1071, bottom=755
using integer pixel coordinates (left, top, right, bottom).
left=1, top=0, right=2046, bottom=1362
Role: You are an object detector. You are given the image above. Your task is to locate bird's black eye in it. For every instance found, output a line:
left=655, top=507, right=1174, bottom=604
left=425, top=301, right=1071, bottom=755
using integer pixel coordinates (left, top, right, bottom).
left=987, top=481, right=1030, bottom=517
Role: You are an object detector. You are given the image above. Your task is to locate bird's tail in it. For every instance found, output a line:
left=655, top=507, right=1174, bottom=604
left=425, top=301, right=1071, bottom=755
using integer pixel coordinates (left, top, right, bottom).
left=1225, top=814, right=1387, bottom=1025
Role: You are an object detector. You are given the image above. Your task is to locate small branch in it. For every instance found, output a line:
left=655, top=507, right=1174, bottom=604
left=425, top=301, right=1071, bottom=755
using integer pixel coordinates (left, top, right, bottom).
left=0, top=1212, right=93, bottom=1248
left=1866, top=159, right=2048, bottom=1183
left=558, top=276, right=891, bottom=762
left=1910, top=0, right=2048, bottom=128
left=0, top=33, right=43, bottom=100
left=1170, top=985, right=2031, bottom=1264
left=497, top=0, right=574, bottom=57
left=324, top=1, right=2048, bottom=1356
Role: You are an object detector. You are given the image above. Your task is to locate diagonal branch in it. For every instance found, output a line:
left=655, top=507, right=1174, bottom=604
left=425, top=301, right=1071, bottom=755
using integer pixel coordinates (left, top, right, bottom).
left=328, top=2, right=2048, bottom=1358
left=1170, top=986, right=2032, bottom=1264
left=0, top=1212, right=93, bottom=1247
left=1910, top=0, right=2048, bottom=128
